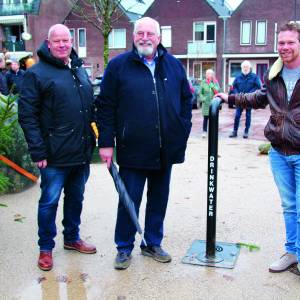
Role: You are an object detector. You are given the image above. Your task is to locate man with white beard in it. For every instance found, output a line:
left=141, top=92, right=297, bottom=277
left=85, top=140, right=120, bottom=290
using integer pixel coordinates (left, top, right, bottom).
left=96, top=17, right=193, bottom=270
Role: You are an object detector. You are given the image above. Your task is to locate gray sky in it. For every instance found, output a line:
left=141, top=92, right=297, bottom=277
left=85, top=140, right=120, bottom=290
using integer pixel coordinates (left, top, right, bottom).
left=227, top=0, right=243, bottom=9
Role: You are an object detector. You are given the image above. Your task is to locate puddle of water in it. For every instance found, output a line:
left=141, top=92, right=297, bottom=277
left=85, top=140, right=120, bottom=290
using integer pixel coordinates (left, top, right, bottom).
left=17, top=272, right=100, bottom=300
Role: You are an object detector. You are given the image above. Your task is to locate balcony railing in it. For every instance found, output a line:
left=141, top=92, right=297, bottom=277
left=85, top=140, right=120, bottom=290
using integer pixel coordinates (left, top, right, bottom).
left=2, top=41, right=25, bottom=52
left=0, top=1, right=41, bottom=16
left=187, top=41, right=217, bottom=57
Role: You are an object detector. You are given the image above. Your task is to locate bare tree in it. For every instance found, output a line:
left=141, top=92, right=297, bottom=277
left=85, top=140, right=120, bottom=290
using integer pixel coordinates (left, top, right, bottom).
left=68, top=0, right=127, bottom=69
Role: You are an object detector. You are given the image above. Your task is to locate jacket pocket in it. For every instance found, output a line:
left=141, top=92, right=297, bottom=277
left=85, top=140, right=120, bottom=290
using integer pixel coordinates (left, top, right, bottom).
left=264, top=116, right=282, bottom=144
left=120, top=121, right=158, bottom=148
left=48, top=123, right=79, bottom=158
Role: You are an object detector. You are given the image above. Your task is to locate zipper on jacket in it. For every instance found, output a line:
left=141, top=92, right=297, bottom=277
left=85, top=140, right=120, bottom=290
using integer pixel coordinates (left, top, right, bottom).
left=153, top=77, right=162, bottom=148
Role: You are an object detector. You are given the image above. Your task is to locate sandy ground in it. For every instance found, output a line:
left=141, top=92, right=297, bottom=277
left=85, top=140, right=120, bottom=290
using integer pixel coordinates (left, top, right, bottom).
left=1, top=133, right=300, bottom=300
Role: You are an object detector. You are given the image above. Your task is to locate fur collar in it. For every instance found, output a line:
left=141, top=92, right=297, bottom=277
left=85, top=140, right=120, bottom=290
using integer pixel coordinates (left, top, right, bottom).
left=268, top=58, right=283, bottom=80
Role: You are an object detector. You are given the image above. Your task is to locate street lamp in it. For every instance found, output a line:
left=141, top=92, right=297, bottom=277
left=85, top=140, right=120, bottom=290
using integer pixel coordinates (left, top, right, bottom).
left=21, top=13, right=32, bottom=41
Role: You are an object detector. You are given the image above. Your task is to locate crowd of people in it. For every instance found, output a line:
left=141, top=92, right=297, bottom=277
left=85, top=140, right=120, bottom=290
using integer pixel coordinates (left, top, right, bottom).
left=14, top=17, right=300, bottom=279
left=0, top=50, right=34, bottom=96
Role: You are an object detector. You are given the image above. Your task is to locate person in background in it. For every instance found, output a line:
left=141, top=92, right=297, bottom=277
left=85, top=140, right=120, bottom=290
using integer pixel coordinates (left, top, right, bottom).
left=6, top=58, right=25, bottom=94
left=0, top=56, right=8, bottom=95
left=199, top=69, right=220, bottom=138
left=18, top=24, right=96, bottom=271
left=217, top=22, right=300, bottom=276
left=229, top=60, right=261, bottom=139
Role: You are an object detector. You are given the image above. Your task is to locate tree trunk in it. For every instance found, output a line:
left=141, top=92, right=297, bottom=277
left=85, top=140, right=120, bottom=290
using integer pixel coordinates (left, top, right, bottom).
left=103, top=33, right=109, bottom=70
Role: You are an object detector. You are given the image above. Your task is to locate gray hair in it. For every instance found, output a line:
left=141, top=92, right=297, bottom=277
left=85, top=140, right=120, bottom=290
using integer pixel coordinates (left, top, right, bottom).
left=133, top=17, right=160, bottom=35
left=206, top=69, right=215, bottom=75
left=241, top=60, right=252, bottom=69
left=48, top=24, right=71, bottom=40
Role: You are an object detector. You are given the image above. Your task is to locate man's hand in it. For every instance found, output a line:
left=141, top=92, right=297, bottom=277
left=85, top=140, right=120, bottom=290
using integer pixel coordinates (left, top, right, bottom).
left=216, top=92, right=229, bottom=103
left=36, top=159, right=47, bottom=169
left=99, top=147, right=114, bottom=168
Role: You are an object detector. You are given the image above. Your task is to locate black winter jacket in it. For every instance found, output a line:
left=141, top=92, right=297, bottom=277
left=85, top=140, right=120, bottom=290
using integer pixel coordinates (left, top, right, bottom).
left=6, top=69, right=25, bottom=94
left=96, top=44, right=193, bottom=169
left=18, top=41, right=95, bottom=166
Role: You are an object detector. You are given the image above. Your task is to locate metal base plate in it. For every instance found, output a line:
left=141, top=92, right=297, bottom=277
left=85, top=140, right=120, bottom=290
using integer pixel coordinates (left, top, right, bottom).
left=182, top=240, right=240, bottom=269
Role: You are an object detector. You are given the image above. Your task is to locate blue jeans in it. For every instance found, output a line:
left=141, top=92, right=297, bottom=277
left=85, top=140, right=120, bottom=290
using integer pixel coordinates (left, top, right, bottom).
left=115, top=166, right=172, bottom=253
left=233, top=107, right=251, bottom=133
left=38, top=164, right=90, bottom=251
left=269, top=148, right=300, bottom=262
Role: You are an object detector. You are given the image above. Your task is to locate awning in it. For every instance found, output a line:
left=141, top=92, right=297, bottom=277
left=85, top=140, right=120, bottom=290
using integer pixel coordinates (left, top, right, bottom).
left=222, top=53, right=279, bottom=59
left=0, top=15, right=25, bottom=25
left=1, top=51, right=33, bottom=60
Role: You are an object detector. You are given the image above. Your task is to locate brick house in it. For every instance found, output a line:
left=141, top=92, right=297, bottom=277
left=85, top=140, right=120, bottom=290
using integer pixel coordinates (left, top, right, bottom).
left=64, top=0, right=154, bottom=79
left=224, top=0, right=298, bottom=89
left=0, top=0, right=72, bottom=59
left=144, top=0, right=231, bottom=86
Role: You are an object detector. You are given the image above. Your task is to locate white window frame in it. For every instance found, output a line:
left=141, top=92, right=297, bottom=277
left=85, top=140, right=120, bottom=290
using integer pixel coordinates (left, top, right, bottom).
left=255, top=20, right=267, bottom=45
left=69, top=28, right=75, bottom=49
left=240, top=20, right=252, bottom=45
left=77, top=28, right=86, bottom=58
left=274, top=23, right=278, bottom=52
left=193, top=61, right=202, bottom=79
left=109, top=28, right=126, bottom=49
left=161, top=26, right=172, bottom=48
left=193, top=21, right=216, bottom=43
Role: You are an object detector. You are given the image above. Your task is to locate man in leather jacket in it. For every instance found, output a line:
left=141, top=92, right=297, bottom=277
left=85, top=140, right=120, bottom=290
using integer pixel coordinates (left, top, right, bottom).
left=218, top=22, right=300, bottom=276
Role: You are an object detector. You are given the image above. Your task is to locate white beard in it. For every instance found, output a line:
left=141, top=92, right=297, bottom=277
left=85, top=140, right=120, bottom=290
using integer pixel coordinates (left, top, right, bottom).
left=136, top=44, right=154, bottom=57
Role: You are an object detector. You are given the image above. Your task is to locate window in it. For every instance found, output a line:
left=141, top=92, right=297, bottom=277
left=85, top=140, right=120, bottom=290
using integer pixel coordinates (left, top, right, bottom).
left=240, top=21, right=252, bottom=45
left=206, top=24, right=215, bottom=42
left=69, top=28, right=75, bottom=48
left=202, top=62, right=215, bottom=77
left=194, top=22, right=216, bottom=43
left=230, top=62, right=242, bottom=79
left=193, top=61, right=216, bottom=79
left=161, top=26, right=172, bottom=48
left=77, top=28, right=86, bottom=58
left=193, top=63, right=201, bottom=79
left=256, top=20, right=267, bottom=45
left=109, top=28, right=126, bottom=49
left=3, top=0, right=29, bottom=3
left=194, top=22, right=204, bottom=41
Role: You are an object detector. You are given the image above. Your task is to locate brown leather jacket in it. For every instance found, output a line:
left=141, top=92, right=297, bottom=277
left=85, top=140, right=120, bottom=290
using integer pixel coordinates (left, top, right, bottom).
left=228, top=58, right=300, bottom=155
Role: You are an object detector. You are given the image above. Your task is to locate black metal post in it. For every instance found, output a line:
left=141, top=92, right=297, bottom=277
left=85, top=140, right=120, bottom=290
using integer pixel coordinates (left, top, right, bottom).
left=206, top=97, right=223, bottom=258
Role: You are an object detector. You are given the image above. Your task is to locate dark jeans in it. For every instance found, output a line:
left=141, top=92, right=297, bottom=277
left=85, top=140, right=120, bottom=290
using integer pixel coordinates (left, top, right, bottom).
left=115, top=166, right=172, bottom=253
left=38, top=164, right=90, bottom=251
left=203, top=116, right=209, bottom=132
left=233, top=107, right=252, bottom=133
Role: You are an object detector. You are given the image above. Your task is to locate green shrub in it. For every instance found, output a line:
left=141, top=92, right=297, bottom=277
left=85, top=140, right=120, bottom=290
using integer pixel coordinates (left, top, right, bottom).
left=0, top=92, right=39, bottom=194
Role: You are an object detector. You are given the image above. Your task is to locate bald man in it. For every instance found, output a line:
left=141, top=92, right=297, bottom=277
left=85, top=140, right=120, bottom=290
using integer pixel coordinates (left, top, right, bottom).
left=96, top=17, right=192, bottom=270
left=18, top=24, right=96, bottom=271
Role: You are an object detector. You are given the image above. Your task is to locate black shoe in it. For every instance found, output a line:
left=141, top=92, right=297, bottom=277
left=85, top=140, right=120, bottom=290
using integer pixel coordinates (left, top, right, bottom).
left=243, top=132, right=249, bottom=139
left=114, top=252, right=132, bottom=270
left=229, top=131, right=237, bottom=138
left=141, top=246, right=172, bottom=263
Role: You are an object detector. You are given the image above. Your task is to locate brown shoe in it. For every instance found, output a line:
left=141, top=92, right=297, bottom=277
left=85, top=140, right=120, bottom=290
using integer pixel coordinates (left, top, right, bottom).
left=64, top=239, right=97, bottom=254
left=38, top=251, right=53, bottom=271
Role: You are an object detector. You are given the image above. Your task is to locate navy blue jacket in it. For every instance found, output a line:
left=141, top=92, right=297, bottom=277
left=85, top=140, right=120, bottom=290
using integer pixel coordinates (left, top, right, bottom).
left=18, top=41, right=95, bottom=166
left=231, top=72, right=261, bottom=94
left=0, top=70, right=8, bottom=95
left=96, top=44, right=193, bottom=169
left=6, top=68, right=25, bottom=94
